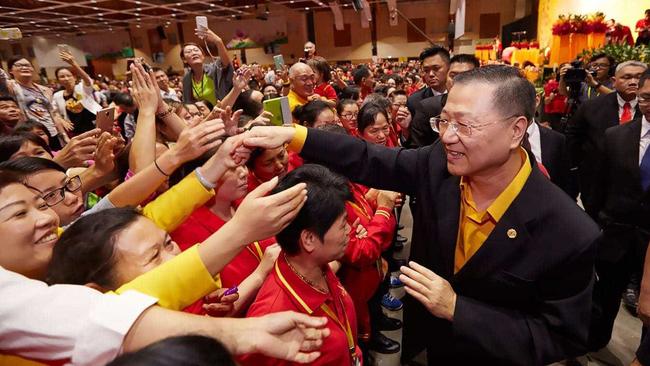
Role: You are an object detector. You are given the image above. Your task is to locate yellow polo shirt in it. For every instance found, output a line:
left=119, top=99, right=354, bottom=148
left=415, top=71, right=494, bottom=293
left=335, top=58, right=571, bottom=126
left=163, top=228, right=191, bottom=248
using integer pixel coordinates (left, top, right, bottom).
left=287, top=89, right=308, bottom=112
left=454, top=149, right=531, bottom=273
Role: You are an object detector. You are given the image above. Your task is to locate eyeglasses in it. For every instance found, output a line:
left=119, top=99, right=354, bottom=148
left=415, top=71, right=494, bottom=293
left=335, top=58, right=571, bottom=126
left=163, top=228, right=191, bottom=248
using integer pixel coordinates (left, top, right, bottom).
left=40, top=176, right=82, bottom=207
left=639, top=95, right=650, bottom=105
left=341, top=112, right=358, bottom=119
left=12, top=63, right=33, bottom=69
left=430, top=115, right=516, bottom=137
left=590, top=63, right=610, bottom=70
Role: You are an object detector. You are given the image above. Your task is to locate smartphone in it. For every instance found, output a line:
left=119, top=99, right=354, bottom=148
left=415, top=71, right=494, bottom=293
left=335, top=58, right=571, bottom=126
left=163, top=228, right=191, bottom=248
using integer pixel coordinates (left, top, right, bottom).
left=57, top=44, right=70, bottom=54
left=95, top=107, right=115, bottom=133
left=196, top=16, right=208, bottom=31
left=138, top=57, right=152, bottom=73
left=273, top=55, right=285, bottom=71
left=126, top=58, right=135, bottom=74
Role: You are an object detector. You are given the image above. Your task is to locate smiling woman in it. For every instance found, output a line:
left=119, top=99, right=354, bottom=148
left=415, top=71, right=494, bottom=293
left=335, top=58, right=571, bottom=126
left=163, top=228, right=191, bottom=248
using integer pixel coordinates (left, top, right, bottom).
left=0, top=171, right=60, bottom=280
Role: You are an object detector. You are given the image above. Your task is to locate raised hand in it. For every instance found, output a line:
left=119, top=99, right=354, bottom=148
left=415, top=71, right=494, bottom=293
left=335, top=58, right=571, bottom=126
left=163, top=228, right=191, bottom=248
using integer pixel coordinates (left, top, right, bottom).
left=169, top=118, right=225, bottom=164
left=219, top=106, right=244, bottom=136
left=202, top=288, right=240, bottom=317
left=243, top=125, right=296, bottom=150
left=130, top=62, right=159, bottom=115
left=53, top=128, right=100, bottom=168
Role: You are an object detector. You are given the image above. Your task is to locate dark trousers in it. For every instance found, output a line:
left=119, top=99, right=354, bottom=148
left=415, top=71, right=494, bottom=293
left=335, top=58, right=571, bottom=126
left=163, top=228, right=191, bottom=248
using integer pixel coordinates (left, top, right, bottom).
left=589, top=248, right=643, bottom=350
left=638, top=327, right=650, bottom=364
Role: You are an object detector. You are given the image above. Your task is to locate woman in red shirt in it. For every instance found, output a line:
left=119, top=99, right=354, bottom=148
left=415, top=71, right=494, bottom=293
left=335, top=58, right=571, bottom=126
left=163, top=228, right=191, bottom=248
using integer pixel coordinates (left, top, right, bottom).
left=337, top=99, right=360, bottom=137
left=242, top=165, right=362, bottom=366
left=246, top=145, right=302, bottom=192
left=171, top=163, right=281, bottom=316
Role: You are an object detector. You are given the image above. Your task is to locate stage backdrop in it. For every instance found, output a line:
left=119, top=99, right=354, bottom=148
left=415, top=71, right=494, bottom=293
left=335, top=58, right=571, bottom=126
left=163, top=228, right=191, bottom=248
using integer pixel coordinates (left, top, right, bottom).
left=538, top=0, right=648, bottom=48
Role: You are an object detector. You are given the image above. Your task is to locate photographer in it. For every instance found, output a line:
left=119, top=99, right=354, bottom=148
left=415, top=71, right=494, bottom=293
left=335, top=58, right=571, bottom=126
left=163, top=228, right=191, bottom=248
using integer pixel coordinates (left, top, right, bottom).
left=558, top=53, right=614, bottom=103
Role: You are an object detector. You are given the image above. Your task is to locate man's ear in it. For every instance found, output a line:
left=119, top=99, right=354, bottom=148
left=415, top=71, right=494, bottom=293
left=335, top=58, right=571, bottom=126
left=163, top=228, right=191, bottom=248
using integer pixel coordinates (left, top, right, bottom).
left=511, top=116, right=529, bottom=149
left=299, top=229, right=318, bottom=254
left=85, top=282, right=109, bottom=293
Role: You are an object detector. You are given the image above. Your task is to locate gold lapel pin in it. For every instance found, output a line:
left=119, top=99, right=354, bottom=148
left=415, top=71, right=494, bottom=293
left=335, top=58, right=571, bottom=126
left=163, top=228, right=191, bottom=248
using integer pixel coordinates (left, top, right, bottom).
left=507, top=228, right=517, bottom=239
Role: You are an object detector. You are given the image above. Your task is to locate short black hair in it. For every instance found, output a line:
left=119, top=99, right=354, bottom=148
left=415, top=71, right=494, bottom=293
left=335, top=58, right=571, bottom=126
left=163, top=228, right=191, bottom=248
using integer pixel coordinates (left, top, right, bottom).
left=450, top=54, right=480, bottom=68
left=639, top=68, right=650, bottom=89
left=353, top=66, right=372, bottom=86
left=390, top=89, right=407, bottom=100
left=0, top=94, right=19, bottom=105
left=195, top=99, right=214, bottom=111
left=336, top=99, right=357, bottom=116
left=0, top=156, right=65, bottom=180
left=7, top=56, right=31, bottom=73
left=589, top=52, right=615, bottom=67
left=293, top=100, right=332, bottom=127
left=453, top=65, right=536, bottom=122
left=272, top=164, right=350, bottom=255
left=46, top=207, right=142, bottom=289
left=316, top=123, right=347, bottom=135
left=151, top=67, right=164, bottom=73
left=362, top=94, right=391, bottom=113
left=113, top=93, right=135, bottom=107
left=0, top=170, right=22, bottom=193
left=357, top=102, right=388, bottom=133
left=0, top=133, right=52, bottom=162
left=107, top=335, right=235, bottom=366
left=14, top=121, right=51, bottom=143
left=54, top=67, right=72, bottom=79
left=419, top=46, right=450, bottom=64
left=339, top=86, right=360, bottom=100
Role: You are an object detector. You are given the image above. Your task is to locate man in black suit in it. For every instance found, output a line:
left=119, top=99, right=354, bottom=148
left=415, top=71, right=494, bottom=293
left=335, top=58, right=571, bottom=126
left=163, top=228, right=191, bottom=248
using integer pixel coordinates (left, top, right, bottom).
left=527, top=92, right=572, bottom=194
left=566, top=61, right=647, bottom=219
left=588, top=69, right=650, bottom=352
left=406, top=46, right=450, bottom=117
left=407, top=54, right=480, bottom=148
left=243, top=66, right=599, bottom=365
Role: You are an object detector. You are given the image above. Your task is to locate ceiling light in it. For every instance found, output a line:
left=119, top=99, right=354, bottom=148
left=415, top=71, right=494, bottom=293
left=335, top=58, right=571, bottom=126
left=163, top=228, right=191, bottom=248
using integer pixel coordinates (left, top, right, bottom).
left=289, top=1, right=294, bottom=3
left=210, top=3, right=215, bottom=6
left=30, top=21, right=35, bottom=24
left=136, top=24, right=141, bottom=28
left=171, top=13, right=175, bottom=17
left=93, top=7, right=98, bottom=10
left=305, top=7, right=310, bottom=10
left=63, top=17, right=68, bottom=20
left=98, top=13, right=103, bottom=16
left=135, top=1, right=141, bottom=4
left=136, top=8, right=141, bottom=11
left=176, top=2, right=181, bottom=5
left=206, top=9, right=212, bottom=12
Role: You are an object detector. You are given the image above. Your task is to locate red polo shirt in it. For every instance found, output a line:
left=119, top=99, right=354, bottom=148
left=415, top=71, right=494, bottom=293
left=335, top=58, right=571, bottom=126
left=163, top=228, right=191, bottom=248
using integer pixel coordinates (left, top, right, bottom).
left=170, top=204, right=276, bottom=290
left=340, top=183, right=396, bottom=337
left=241, top=254, right=362, bottom=366
left=247, top=152, right=303, bottom=193
left=314, top=82, right=338, bottom=102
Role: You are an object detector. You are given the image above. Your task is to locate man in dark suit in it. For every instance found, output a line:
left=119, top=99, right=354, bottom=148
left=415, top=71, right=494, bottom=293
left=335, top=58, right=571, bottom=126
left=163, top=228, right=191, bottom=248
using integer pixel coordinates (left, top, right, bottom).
left=566, top=61, right=647, bottom=219
left=407, top=54, right=480, bottom=148
left=243, top=66, right=599, bottom=365
left=588, top=69, right=650, bottom=352
left=406, top=46, right=450, bottom=117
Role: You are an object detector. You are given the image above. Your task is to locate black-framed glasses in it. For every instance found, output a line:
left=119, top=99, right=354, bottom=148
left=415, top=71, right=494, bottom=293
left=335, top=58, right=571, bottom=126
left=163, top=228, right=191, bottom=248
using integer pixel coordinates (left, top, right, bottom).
left=341, top=112, right=358, bottom=119
left=39, top=176, right=82, bottom=207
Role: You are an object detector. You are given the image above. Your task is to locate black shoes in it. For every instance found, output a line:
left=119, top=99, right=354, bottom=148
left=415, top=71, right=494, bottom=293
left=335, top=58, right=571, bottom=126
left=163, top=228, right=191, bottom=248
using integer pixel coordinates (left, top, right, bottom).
left=375, top=314, right=403, bottom=331
left=369, top=332, right=401, bottom=354
left=622, top=287, right=639, bottom=317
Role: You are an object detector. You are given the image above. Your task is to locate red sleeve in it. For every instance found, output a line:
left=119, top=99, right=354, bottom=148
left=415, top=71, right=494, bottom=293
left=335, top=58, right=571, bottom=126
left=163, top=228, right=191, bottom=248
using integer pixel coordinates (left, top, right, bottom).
left=324, top=84, right=338, bottom=101
left=170, top=215, right=210, bottom=252
left=342, top=205, right=396, bottom=268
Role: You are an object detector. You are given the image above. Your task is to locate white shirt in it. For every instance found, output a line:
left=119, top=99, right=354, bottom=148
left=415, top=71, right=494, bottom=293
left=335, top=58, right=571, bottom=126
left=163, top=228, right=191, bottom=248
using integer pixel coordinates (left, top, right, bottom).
left=53, top=81, right=103, bottom=120
left=526, top=121, right=543, bottom=164
left=0, top=266, right=157, bottom=365
left=432, top=88, right=448, bottom=97
left=641, top=116, right=650, bottom=165
left=617, top=93, right=638, bottom=119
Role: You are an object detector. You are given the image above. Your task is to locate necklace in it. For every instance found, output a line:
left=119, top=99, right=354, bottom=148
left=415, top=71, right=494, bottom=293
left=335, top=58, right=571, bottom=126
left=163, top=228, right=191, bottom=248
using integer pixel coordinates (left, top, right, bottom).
left=284, top=254, right=329, bottom=294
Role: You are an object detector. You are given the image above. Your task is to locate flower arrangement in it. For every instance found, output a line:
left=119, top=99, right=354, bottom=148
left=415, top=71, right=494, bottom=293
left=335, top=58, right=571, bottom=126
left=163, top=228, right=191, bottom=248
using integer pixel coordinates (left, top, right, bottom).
left=586, top=12, right=608, bottom=33
left=552, top=15, right=571, bottom=35
left=553, top=13, right=608, bottom=35
left=226, top=30, right=258, bottom=50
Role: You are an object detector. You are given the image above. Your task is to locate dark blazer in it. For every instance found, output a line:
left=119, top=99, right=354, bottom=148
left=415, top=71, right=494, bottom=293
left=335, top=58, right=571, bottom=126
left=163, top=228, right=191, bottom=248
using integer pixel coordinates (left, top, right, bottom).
left=538, top=124, right=571, bottom=194
left=406, top=94, right=446, bottom=148
left=406, top=86, right=433, bottom=117
left=593, top=118, right=650, bottom=263
left=566, top=92, right=641, bottom=217
left=299, top=128, right=599, bottom=365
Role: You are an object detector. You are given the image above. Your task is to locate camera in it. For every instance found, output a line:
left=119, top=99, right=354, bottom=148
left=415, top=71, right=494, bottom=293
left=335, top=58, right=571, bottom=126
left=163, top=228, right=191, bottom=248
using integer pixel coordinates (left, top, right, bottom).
left=563, top=60, right=597, bottom=84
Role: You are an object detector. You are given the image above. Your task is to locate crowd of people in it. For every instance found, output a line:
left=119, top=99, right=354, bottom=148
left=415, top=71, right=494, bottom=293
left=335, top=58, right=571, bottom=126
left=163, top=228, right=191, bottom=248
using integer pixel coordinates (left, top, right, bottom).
left=0, top=13, right=649, bottom=366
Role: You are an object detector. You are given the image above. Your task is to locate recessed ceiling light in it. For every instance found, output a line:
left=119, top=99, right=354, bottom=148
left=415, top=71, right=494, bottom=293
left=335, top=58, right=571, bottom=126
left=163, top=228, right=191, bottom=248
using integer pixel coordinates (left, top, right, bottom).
left=63, top=17, right=68, bottom=20
left=289, top=1, right=294, bottom=3
left=67, top=21, right=72, bottom=24
left=136, top=8, right=141, bottom=11
left=171, top=13, right=175, bottom=17
left=206, top=9, right=212, bottom=12
left=93, top=7, right=98, bottom=10
left=231, top=14, right=236, bottom=17
left=30, top=21, right=35, bottom=24
left=305, top=7, right=310, bottom=10
left=136, top=24, right=141, bottom=28
left=135, top=1, right=141, bottom=4
left=134, top=13, right=139, bottom=16
left=176, top=2, right=181, bottom=5
left=210, top=3, right=215, bottom=6
left=98, top=13, right=103, bottom=16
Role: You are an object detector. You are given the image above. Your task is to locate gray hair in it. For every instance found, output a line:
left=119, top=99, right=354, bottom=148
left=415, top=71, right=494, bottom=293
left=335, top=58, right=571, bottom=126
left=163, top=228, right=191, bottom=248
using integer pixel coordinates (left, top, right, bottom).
left=615, top=60, right=648, bottom=75
left=453, top=65, right=536, bottom=122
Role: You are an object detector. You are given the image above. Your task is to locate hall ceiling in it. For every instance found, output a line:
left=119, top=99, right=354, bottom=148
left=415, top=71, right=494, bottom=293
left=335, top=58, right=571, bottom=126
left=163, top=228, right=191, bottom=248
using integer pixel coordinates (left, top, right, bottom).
left=0, top=0, right=399, bottom=37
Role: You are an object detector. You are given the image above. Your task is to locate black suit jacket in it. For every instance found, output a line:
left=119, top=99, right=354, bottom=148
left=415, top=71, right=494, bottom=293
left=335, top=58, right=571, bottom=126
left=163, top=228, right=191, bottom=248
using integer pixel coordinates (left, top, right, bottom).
left=538, top=124, right=571, bottom=194
left=566, top=92, right=641, bottom=217
left=593, top=118, right=650, bottom=262
left=406, top=86, right=433, bottom=117
left=406, top=94, right=446, bottom=148
left=299, top=129, right=599, bottom=365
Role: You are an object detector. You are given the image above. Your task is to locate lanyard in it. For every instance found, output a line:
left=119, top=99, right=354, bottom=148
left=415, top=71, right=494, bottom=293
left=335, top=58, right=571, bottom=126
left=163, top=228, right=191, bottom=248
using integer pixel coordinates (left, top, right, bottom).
left=246, top=241, right=264, bottom=262
left=274, top=261, right=359, bottom=365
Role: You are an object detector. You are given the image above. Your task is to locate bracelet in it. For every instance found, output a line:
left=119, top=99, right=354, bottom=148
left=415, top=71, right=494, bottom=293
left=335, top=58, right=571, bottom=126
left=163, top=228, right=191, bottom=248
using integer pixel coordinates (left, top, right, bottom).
left=282, top=81, right=290, bottom=87
left=194, top=168, right=216, bottom=190
left=156, top=105, right=174, bottom=119
left=154, top=159, right=170, bottom=177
